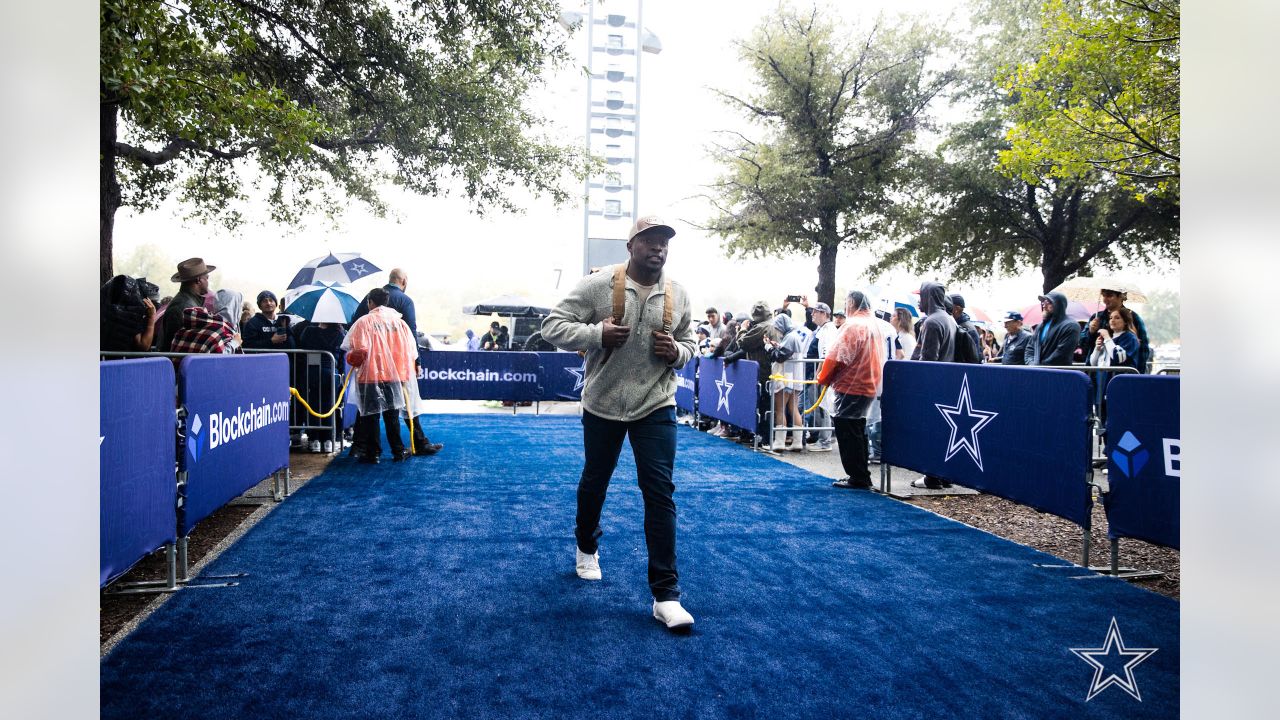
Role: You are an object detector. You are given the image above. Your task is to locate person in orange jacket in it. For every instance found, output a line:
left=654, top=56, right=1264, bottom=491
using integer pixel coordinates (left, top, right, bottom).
left=342, top=287, right=421, bottom=464
left=817, top=290, right=886, bottom=490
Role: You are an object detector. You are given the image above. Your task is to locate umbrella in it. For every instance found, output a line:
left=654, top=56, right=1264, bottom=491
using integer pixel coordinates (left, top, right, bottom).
left=288, top=252, right=382, bottom=289
left=283, top=282, right=361, bottom=324
left=1051, top=276, right=1147, bottom=304
left=1019, top=299, right=1105, bottom=328
left=463, top=294, right=552, bottom=317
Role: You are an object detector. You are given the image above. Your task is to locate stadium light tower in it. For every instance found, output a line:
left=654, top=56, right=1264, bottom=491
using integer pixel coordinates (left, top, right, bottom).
left=560, top=2, right=662, bottom=276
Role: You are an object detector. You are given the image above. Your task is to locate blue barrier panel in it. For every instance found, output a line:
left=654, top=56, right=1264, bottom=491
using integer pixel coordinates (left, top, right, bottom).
left=100, top=359, right=177, bottom=587
left=1104, top=375, right=1180, bottom=548
left=417, top=350, right=541, bottom=401
left=535, top=352, right=586, bottom=401
left=675, top=356, right=697, bottom=412
left=881, top=361, right=1093, bottom=526
left=696, top=357, right=759, bottom=430
left=342, top=373, right=358, bottom=430
left=179, top=355, right=291, bottom=536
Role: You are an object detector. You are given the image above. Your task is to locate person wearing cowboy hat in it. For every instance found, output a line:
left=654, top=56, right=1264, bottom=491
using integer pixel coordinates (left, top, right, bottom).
left=158, top=257, right=216, bottom=352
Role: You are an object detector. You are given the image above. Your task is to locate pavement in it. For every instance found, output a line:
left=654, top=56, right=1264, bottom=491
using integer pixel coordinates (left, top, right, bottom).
left=420, top=401, right=979, bottom=498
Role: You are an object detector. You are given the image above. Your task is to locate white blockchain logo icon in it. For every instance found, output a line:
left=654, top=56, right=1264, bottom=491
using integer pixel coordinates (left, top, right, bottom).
left=1070, top=617, right=1158, bottom=701
left=934, top=374, right=998, bottom=470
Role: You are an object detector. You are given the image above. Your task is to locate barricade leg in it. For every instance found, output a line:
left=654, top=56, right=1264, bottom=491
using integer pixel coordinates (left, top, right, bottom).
left=102, top=543, right=180, bottom=595
left=176, top=535, right=248, bottom=587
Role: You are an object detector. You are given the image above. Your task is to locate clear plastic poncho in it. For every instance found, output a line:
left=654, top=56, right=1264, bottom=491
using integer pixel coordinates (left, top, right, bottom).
left=822, top=291, right=886, bottom=398
left=340, top=306, right=424, bottom=416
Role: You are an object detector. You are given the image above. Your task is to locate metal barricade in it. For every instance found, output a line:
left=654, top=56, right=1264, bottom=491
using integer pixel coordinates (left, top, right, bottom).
left=243, top=348, right=341, bottom=451
left=765, top=357, right=833, bottom=450
left=1069, top=363, right=1139, bottom=474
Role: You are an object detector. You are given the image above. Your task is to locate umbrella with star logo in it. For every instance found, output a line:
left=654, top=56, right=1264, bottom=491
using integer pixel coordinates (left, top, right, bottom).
left=287, top=252, right=382, bottom=289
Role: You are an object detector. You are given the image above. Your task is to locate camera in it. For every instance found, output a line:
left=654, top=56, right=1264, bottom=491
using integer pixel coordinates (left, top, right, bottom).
left=785, top=294, right=802, bottom=303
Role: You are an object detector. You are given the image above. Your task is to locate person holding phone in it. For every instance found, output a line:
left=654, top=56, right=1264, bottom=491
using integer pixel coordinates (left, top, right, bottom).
left=243, top=290, right=297, bottom=350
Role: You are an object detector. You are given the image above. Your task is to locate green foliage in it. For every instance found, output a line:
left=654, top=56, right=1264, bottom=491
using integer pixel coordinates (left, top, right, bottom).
left=869, top=0, right=1178, bottom=293
left=101, top=0, right=589, bottom=233
left=998, top=0, right=1179, bottom=200
left=701, top=3, right=951, bottom=302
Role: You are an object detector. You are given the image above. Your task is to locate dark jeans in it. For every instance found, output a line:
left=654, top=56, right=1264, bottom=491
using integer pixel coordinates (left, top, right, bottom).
left=576, top=406, right=680, bottom=601
left=355, top=409, right=405, bottom=457
left=834, top=416, right=871, bottom=486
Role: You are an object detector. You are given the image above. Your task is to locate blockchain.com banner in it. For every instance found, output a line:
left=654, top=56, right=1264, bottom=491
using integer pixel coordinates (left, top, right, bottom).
left=1104, top=375, right=1180, bottom=549
left=417, top=350, right=542, bottom=401
left=179, top=354, right=290, bottom=535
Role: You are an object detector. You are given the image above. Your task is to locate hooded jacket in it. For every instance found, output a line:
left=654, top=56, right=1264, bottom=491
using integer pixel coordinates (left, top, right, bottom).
left=1026, top=291, right=1080, bottom=366
left=541, top=264, right=696, bottom=422
left=912, top=282, right=957, bottom=362
left=725, top=303, right=783, bottom=384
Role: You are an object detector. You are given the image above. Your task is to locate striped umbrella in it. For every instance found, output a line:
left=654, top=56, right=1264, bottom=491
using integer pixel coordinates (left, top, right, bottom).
left=283, top=282, right=362, bottom=324
left=287, top=252, right=382, bottom=289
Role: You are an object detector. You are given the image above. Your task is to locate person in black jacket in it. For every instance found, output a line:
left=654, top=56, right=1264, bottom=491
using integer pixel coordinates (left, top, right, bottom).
left=1025, top=292, right=1080, bottom=366
left=999, top=311, right=1034, bottom=365
left=724, top=301, right=788, bottom=447
left=242, top=290, right=296, bottom=350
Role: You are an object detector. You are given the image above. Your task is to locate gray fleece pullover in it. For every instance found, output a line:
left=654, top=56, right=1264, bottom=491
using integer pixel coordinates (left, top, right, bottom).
left=541, top=265, right=697, bottom=422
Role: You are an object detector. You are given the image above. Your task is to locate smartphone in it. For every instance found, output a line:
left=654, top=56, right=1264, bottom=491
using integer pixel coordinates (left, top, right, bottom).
left=785, top=294, right=802, bottom=302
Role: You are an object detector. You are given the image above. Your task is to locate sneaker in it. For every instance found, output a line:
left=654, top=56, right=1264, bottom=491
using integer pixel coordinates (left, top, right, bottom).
left=833, top=477, right=872, bottom=490
left=575, top=548, right=601, bottom=581
left=322, top=440, right=334, bottom=453
left=309, top=439, right=322, bottom=453
left=867, top=454, right=882, bottom=464
left=652, top=600, right=695, bottom=631
left=808, top=444, right=833, bottom=453
left=911, top=477, right=952, bottom=489
left=414, top=442, right=444, bottom=456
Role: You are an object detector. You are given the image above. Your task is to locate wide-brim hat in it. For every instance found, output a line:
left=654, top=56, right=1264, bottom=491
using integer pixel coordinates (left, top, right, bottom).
left=172, top=257, right=216, bottom=283
left=628, top=215, right=676, bottom=242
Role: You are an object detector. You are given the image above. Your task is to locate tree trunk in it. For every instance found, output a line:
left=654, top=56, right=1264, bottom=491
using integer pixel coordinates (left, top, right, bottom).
left=101, top=92, right=121, bottom=286
left=815, top=242, right=838, bottom=310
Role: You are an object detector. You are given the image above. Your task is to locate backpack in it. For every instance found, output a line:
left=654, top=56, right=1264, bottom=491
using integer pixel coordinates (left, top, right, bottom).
left=953, top=325, right=982, bottom=364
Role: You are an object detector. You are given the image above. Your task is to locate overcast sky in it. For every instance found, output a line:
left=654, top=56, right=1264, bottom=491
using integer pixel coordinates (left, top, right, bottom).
left=112, top=0, right=1178, bottom=335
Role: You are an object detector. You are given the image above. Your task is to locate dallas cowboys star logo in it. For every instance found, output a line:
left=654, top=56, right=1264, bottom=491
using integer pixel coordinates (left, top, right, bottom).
left=715, top=364, right=734, bottom=413
left=1071, top=617, right=1158, bottom=701
left=566, top=359, right=586, bottom=392
left=348, top=261, right=369, bottom=277
left=934, top=374, right=998, bottom=470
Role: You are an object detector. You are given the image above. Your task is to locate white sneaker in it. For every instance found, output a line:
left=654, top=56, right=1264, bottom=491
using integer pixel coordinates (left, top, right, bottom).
left=807, top=444, right=833, bottom=452
left=575, top=548, right=601, bottom=580
left=652, top=600, right=695, bottom=630
left=309, top=440, right=322, bottom=453
left=322, top=440, right=334, bottom=453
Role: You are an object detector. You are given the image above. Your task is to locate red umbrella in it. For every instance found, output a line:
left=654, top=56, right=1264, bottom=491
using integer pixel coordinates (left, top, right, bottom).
left=1019, top=299, right=1104, bottom=327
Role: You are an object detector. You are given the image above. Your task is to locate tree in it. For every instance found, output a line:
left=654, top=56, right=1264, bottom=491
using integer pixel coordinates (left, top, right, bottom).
left=869, top=0, right=1178, bottom=293
left=101, top=0, right=589, bottom=284
left=999, top=0, right=1179, bottom=200
left=699, top=5, right=951, bottom=308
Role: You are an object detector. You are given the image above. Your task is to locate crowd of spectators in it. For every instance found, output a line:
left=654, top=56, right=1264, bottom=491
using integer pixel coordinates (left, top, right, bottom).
left=677, top=280, right=1154, bottom=489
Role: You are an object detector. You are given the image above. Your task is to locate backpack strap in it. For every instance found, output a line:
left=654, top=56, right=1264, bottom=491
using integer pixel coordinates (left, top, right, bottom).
left=611, top=264, right=627, bottom=324
left=662, top=280, right=674, bottom=333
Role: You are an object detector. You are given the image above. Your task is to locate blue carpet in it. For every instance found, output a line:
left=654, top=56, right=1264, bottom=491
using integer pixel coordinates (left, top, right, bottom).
left=101, top=414, right=1178, bottom=719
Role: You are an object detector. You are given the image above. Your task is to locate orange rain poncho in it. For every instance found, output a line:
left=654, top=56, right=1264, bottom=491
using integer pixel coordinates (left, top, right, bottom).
left=341, top=306, right=422, bottom=415
left=817, top=294, right=886, bottom=398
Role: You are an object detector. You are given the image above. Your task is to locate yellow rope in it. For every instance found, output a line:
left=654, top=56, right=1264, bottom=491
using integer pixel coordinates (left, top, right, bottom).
left=766, top=374, right=828, bottom=415
left=288, top=368, right=354, bottom=418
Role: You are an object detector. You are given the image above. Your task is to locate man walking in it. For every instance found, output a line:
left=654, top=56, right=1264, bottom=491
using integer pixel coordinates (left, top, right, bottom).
left=541, top=215, right=698, bottom=631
